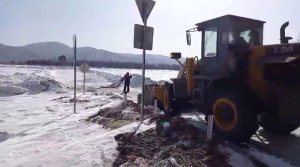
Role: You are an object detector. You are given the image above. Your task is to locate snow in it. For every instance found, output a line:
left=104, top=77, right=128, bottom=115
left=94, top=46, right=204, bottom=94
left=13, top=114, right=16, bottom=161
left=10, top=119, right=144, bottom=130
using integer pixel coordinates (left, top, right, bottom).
left=0, top=85, right=27, bottom=96
left=0, top=71, right=64, bottom=96
left=248, top=149, right=297, bottom=167
left=0, top=90, right=154, bottom=167
left=223, top=147, right=256, bottom=167
left=220, top=146, right=298, bottom=167
left=0, top=65, right=163, bottom=167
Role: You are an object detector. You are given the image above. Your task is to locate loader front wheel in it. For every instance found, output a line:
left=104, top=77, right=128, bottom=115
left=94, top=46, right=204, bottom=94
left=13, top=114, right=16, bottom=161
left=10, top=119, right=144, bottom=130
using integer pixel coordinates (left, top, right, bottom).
left=210, top=89, right=258, bottom=142
left=163, top=84, right=180, bottom=117
left=259, top=114, right=300, bottom=134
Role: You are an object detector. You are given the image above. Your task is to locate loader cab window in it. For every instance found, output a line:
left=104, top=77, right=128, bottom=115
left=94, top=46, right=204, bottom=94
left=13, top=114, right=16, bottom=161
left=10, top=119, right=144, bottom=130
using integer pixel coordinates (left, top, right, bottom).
left=204, top=26, right=218, bottom=57
left=229, top=23, right=263, bottom=47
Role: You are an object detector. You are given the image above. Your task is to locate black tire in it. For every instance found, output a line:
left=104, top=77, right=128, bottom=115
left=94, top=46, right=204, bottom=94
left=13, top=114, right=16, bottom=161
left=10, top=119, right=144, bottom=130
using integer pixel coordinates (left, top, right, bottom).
left=207, top=88, right=258, bottom=142
left=259, top=114, right=299, bottom=134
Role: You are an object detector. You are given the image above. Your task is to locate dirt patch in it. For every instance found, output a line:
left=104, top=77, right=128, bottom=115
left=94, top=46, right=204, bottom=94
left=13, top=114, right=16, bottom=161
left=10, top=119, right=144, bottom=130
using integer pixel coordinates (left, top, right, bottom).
left=51, top=96, right=90, bottom=103
left=92, top=92, right=123, bottom=99
left=51, top=96, right=68, bottom=101
left=86, top=100, right=156, bottom=129
left=84, top=104, right=104, bottom=110
left=68, top=98, right=90, bottom=103
left=113, top=115, right=230, bottom=167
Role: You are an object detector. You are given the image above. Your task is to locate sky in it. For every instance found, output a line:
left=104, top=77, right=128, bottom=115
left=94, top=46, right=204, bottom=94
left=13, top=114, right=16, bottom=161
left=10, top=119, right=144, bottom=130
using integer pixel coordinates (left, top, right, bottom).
left=0, top=0, right=299, bottom=57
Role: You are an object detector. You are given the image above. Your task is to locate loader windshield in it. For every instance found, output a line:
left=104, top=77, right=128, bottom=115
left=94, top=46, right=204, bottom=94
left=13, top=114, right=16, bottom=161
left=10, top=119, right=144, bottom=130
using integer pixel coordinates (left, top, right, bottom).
left=204, top=26, right=218, bottom=57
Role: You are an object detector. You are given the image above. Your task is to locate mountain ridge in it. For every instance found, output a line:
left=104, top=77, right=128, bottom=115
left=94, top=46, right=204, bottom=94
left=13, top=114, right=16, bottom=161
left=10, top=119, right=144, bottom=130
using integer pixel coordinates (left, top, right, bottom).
left=0, top=42, right=177, bottom=65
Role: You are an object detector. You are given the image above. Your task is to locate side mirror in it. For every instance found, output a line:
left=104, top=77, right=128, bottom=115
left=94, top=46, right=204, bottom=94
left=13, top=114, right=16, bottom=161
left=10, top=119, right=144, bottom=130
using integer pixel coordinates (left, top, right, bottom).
left=186, top=32, right=191, bottom=46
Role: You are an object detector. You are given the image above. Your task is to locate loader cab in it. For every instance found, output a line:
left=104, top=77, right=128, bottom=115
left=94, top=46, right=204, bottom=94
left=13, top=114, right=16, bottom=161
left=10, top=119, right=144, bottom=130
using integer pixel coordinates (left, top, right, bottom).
left=187, top=15, right=265, bottom=75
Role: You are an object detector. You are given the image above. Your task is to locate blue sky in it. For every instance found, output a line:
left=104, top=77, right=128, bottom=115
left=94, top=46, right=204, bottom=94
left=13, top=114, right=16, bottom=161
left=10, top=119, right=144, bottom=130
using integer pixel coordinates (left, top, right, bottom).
left=0, top=0, right=299, bottom=56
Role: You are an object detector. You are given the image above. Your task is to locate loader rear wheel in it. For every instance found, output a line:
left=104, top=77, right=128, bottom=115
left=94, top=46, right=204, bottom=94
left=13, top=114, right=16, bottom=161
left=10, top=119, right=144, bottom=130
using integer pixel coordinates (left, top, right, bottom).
left=209, top=89, right=258, bottom=142
left=259, top=114, right=300, bottom=134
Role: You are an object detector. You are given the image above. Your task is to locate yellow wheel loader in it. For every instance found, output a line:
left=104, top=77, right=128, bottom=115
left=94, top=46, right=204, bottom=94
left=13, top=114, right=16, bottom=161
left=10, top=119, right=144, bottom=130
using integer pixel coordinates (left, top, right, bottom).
left=140, top=15, right=300, bottom=142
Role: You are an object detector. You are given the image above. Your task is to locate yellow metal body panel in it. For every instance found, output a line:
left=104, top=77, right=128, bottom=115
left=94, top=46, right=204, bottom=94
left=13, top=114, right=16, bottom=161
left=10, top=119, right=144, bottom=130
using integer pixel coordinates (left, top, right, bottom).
left=153, top=86, right=165, bottom=104
left=248, top=46, right=268, bottom=100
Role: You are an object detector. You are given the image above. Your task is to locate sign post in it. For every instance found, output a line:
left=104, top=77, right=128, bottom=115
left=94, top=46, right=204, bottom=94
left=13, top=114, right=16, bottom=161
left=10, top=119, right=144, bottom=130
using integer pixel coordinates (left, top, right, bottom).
left=83, top=73, right=85, bottom=94
left=134, top=0, right=155, bottom=122
left=73, top=35, right=77, bottom=114
left=80, top=63, right=90, bottom=95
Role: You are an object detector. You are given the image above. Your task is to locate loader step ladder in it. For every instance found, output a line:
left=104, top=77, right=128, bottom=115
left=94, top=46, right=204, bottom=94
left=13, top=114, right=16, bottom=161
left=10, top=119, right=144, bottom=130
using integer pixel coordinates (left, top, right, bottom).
left=192, top=75, right=216, bottom=110
left=193, top=76, right=204, bottom=108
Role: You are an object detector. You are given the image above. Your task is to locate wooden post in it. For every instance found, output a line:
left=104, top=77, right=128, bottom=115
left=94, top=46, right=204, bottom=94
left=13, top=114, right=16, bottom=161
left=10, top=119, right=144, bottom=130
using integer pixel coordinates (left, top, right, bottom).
left=207, top=115, right=214, bottom=140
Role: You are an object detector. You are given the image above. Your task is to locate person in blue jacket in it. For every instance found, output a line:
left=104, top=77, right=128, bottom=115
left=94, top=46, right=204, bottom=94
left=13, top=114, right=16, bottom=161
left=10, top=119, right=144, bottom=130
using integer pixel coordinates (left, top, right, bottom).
left=123, top=72, right=132, bottom=93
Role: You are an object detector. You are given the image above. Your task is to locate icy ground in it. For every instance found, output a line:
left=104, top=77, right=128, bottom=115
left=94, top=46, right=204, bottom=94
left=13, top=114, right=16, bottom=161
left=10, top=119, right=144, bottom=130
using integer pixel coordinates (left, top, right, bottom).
left=0, top=65, right=171, bottom=167
left=0, top=65, right=298, bottom=167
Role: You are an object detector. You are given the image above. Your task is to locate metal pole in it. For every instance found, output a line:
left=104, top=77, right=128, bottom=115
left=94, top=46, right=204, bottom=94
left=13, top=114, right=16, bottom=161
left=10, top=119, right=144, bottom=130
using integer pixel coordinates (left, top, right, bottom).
left=83, top=73, right=85, bottom=95
left=141, top=9, right=147, bottom=123
left=73, top=35, right=77, bottom=114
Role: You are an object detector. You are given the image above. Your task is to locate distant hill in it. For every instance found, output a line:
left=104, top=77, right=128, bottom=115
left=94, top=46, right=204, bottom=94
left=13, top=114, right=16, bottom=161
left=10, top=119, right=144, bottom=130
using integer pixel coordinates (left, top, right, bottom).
left=0, top=42, right=179, bottom=65
left=0, top=44, right=41, bottom=62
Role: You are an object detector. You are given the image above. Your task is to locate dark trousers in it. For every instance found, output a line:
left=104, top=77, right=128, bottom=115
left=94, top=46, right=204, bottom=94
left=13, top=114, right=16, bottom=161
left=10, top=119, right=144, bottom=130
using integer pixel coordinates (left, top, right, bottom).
left=123, top=83, right=130, bottom=93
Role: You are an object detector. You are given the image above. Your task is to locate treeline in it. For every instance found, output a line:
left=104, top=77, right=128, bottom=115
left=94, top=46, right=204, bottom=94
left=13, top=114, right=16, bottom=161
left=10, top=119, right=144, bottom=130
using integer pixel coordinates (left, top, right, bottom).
left=7, top=59, right=180, bottom=70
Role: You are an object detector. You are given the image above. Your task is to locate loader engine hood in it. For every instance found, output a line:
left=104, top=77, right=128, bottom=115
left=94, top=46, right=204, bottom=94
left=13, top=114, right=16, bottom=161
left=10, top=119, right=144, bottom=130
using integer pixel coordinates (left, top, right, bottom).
left=260, top=43, right=300, bottom=64
left=259, top=43, right=300, bottom=83
left=259, top=44, right=300, bottom=123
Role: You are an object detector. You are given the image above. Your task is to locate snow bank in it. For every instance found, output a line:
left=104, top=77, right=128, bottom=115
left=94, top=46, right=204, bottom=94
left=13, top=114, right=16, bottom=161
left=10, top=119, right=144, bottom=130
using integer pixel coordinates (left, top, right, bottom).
left=0, top=72, right=64, bottom=96
left=89, top=70, right=155, bottom=88
left=0, top=85, right=27, bottom=96
left=89, top=70, right=121, bottom=83
left=130, top=74, right=155, bottom=87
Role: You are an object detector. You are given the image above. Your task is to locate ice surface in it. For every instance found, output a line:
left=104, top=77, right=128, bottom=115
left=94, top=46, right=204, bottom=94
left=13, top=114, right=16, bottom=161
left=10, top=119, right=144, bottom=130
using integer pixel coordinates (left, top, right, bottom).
left=0, top=65, right=161, bottom=166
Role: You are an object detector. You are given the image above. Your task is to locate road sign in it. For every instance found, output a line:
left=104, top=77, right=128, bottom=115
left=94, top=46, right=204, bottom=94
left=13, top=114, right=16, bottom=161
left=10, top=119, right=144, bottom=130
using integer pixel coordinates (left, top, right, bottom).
left=80, top=63, right=90, bottom=73
left=79, top=63, right=89, bottom=95
left=134, top=0, right=155, bottom=126
left=135, top=0, right=155, bottom=24
left=134, top=24, right=154, bottom=50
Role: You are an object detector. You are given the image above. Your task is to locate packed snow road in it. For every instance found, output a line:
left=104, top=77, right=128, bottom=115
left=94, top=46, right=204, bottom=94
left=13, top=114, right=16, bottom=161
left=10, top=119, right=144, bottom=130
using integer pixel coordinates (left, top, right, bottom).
left=251, top=128, right=300, bottom=166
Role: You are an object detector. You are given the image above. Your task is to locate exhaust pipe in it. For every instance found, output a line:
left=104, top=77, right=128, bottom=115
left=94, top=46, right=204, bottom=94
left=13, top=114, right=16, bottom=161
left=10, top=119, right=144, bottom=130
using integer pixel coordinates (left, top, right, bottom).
left=280, top=22, right=293, bottom=44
